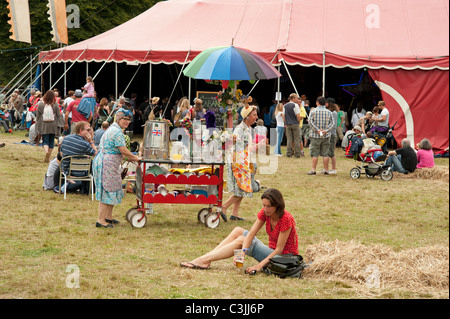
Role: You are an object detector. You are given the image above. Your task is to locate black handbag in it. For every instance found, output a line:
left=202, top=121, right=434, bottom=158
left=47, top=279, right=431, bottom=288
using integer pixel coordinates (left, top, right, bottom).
left=263, top=254, right=307, bottom=279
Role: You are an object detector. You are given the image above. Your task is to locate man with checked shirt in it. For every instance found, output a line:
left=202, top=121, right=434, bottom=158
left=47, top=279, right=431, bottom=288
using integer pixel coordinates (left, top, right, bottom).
left=307, top=96, right=334, bottom=175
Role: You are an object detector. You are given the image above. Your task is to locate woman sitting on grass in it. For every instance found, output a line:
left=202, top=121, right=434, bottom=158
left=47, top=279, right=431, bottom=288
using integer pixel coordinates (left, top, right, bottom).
left=416, top=138, right=435, bottom=168
left=180, top=188, right=299, bottom=275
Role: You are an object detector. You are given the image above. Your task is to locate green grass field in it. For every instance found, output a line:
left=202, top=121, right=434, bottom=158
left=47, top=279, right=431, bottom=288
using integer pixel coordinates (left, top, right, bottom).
left=0, top=130, right=448, bottom=299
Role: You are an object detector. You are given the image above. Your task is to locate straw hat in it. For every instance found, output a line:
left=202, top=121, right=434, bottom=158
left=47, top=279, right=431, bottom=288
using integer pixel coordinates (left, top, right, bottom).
left=353, top=125, right=362, bottom=132
left=151, top=97, right=160, bottom=104
left=240, top=105, right=257, bottom=120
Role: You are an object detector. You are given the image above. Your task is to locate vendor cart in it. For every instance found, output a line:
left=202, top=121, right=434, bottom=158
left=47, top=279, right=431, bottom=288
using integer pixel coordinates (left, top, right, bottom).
left=126, top=158, right=225, bottom=229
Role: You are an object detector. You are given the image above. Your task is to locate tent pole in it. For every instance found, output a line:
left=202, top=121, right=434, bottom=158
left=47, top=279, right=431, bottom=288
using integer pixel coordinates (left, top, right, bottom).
left=322, top=52, right=326, bottom=97
left=49, top=49, right=88, bottom=91
left=0, top=52, right=38, bottom=96
left=162, top=50, right=191, bottom=117
left=64, top=62, right=67, bottom=96
left=188, top=77, right=191, bottom=104
left=281, top=60, right=298, bottom=96
left=115, top=63, right=118, bottom=99
left=149, top=63, right=152, bottom=99
left=49, top=63, right=52, bottom=91
left=92, top=49, right=116, bottom=81
left=30, top=54, right=33, bottom=84
left=122, top=50, right=152, bottom=96
left=22, top=49, right=66, bottom=96
left=277, top=65, right=281, bottom=102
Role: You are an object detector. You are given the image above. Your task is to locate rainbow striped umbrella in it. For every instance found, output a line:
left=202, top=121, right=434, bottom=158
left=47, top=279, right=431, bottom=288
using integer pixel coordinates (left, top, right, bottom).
left=183, top=46, right=281, bottom=81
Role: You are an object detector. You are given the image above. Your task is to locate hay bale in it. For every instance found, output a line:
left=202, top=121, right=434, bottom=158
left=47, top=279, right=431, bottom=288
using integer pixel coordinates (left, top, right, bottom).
left=395, top=166, right=449, bottom=182
left=303, top=240, right=449, bottom=293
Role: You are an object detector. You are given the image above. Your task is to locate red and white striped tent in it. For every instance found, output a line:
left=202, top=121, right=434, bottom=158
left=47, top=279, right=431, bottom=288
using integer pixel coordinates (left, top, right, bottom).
left=40, top=0, right=449, bottom=150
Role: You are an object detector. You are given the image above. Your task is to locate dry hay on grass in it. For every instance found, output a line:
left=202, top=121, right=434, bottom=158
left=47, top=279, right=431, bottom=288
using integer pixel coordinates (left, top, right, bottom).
left=395, top=166, right=449, bottom=182
left=303, top=240, right=449, bottom=294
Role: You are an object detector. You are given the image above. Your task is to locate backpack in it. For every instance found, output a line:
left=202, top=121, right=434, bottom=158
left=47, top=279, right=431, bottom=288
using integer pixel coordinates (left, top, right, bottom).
left=348, top=135, right=364, bottom=156
left=42, top=104, right=55, bottom=122
left=262, top=254, right=307, bottom=279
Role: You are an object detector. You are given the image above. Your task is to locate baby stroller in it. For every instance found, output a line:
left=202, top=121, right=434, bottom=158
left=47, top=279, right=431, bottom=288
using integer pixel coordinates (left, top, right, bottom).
left=345, top=133, right=393, bottom=181
left=349, top=148, right=393, bottom=181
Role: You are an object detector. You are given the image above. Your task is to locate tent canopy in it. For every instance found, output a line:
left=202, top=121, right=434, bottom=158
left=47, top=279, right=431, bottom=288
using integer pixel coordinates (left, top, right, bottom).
left=39, top=0, right=449, bottom=69
left=38, top=0, right=449, bottom=150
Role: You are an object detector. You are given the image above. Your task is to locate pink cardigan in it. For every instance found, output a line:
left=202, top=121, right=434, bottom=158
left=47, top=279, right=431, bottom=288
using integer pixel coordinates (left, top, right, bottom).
left=416, top=149, right=435, bottom=168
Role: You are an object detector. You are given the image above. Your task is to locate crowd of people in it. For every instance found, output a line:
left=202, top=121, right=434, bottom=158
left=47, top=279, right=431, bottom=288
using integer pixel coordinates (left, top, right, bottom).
left=0, top=82, right=447, bottom=268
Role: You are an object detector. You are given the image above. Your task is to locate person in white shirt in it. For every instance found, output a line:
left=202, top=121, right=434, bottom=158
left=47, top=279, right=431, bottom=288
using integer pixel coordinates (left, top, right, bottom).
left=370, top=101, right=390, bottom=134
left=63, top=90, right=75, bottom=135
left=274, top=103, right=285, bottom=156
left=351, top=103, right=366, bottom=127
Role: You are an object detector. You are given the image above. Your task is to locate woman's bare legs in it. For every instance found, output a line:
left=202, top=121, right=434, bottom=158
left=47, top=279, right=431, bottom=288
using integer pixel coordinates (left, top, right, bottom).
left=98, top=202, right=113, bottom=226
left=181, top=227, right=246, bottom=269
left=222, top=195, right=244, bottom=218
left=105, top=204, right=114, bottom=220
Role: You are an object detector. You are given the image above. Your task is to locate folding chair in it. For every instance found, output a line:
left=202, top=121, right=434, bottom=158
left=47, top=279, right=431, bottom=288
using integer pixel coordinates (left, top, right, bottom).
left=59, top=155, right=94, bottom=200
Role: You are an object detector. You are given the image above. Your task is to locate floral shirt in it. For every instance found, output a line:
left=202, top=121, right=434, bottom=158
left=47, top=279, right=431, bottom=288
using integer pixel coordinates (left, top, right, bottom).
left=257, top=209, right=299, bottom=255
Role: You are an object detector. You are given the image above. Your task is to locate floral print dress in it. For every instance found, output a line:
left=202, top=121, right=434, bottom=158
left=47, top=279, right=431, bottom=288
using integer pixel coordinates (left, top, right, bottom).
left=93, top=122, right=126, bottom=205
left=227, top=121, right=254, bottom=198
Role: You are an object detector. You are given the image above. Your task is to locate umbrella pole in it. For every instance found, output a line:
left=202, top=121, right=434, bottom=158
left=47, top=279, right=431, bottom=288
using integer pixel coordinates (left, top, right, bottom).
left=227, top=81, right=236, bottom=129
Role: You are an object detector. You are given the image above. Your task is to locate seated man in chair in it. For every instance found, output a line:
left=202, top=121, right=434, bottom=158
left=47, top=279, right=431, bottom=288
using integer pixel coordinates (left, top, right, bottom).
left=59, top=121, right=98, bottom=194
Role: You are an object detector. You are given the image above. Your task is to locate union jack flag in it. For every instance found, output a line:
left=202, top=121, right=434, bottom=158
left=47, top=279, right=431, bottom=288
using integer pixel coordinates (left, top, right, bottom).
left=152, top=129, right=162, bottom=136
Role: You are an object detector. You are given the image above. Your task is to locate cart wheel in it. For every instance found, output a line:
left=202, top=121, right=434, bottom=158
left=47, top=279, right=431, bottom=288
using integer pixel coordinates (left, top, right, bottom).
left=125, top=207, right=138, bottom=222
left=204, top=212, right=220, bottom=229
left=350, top=167, right=361, bottom=179
left=197, top=208, right=210, bottom=224
left=380, top=168, right=393, bottom=181
left=129, top=211, right=147, bottom=228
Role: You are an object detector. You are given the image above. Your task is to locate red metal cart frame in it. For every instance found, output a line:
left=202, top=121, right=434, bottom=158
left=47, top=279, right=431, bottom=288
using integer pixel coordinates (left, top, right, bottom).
left=126, top=159, right=225, bottom=228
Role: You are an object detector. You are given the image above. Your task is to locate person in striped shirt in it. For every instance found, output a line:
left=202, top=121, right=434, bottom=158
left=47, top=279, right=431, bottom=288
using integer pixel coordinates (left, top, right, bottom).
left=59, top=121, right=97, bottom=194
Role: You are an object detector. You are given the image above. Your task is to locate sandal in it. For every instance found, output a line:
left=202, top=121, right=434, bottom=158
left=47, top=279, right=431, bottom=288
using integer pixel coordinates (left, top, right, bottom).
left=180, top=262, right=210, bottom=270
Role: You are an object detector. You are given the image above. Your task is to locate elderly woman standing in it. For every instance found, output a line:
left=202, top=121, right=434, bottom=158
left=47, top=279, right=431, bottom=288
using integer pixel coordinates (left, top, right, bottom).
left=36, top=90, right=63, bottom=162
left=221, top=97, right=260, bottom=221
left=93, top=108, right=140, bottom=228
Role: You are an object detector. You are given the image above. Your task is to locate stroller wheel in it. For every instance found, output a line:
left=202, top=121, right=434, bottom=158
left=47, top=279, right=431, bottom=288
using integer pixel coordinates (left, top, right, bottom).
left=350, top=167, right=361, bottom=179
left=381, top=168, right=393, bottom=181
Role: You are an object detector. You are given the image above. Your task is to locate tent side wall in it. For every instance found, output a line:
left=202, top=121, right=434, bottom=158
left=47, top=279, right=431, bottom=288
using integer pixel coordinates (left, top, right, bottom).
left=369, top=69, right=449, bottom=151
